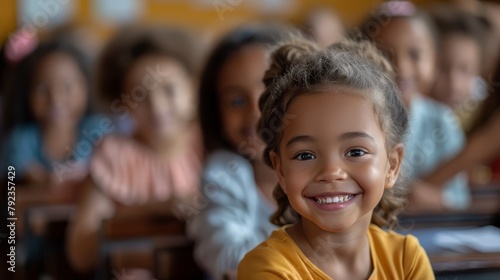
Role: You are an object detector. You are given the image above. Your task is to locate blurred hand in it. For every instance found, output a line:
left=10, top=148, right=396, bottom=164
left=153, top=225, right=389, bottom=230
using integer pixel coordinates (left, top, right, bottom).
left=406, top=180, right=445, bottom=213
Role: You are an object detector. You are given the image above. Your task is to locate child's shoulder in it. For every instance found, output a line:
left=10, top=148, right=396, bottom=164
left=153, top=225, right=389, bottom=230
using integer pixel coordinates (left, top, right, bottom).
left=369, top=225, right=434, bottom=278
left=368, top=224, right=422, bottom=254
left=1, top=124, right=40, bottom=171
left=206, top=149, right=247, bottom=165
left=90, top=134, right=146, bottom=169
left=3, top=123, right=40, bottom=150
left=243, top=229, right=289, bottom=257
left=7, top=123, right=39, bottom=138
left=79, top=114, right=115, bottom=132
left=204, top=149, right=252, bottom=175
left=240, top=226, right=342, bottom=279
left=239, top=227, right=303, bottom=278
left=412, top=96, right=457, bottom=124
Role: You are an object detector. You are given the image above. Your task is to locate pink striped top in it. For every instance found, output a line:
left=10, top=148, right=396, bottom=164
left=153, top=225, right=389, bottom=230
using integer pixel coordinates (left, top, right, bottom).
left=89, top=128, right=203, bottom=205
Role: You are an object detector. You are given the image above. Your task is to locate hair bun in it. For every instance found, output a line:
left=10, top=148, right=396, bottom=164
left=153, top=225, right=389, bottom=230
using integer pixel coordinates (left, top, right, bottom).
left=329, top=39, right=394, bottom=76
left=263, top=39, right=318, bottom=87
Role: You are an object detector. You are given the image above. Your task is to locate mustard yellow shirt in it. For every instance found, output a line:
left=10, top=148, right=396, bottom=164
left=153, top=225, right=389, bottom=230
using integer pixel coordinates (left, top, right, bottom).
left=238, top=224, right=434, bottom=280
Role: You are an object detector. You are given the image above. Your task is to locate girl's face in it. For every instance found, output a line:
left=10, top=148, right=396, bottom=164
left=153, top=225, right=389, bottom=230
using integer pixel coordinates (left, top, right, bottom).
left=217, top=44, right=268, bottom=159
left=30, top=52, right=88, bottom=127
left=432, top=34, right=481, bottom=109
left=124, top=54, right=195, bottom=144
left=372, top=18, right=436, bottom=106
left=271, top=91, right=402, bottom=233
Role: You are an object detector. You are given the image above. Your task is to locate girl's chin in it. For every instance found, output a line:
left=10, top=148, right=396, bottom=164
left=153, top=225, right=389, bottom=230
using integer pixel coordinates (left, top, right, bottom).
left=45, top=118, right=75, bottom=128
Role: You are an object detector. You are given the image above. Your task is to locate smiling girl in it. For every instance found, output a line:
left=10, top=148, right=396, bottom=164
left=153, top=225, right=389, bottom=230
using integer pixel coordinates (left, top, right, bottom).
left=238, top=39, right=434, bottom=279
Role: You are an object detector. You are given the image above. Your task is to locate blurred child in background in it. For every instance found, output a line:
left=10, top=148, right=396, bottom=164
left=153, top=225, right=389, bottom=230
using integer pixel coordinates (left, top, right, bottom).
left=426, top=61, right=500, bottom=185
left=303, top=8, right=345, bottom=48
left=430, top=8, right=491, bottom=133
left=187, top=23, right=289, bottom=280
left=66, top=25, right=203, bottom=274
left=362, top=1, right=469, bottom=212
left=1, top=38, right=105, bottom=186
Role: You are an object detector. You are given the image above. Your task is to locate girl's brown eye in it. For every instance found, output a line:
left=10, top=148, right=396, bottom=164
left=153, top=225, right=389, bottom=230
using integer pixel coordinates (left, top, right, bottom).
left=35, top=84, right=48, bottom=96
left=230, top=96, right=247, bottom=108
left=409, top=49, right=421, bottom=61
left=346, top=149, right=366, bottom=157
left=293, top=152, right=316, bottom=161
left=163, top=84, right=175, bottom=97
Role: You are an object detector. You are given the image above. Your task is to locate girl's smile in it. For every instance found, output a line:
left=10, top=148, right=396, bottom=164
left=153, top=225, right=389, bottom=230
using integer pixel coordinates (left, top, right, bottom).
left=307, top=193, right=360, bottom=212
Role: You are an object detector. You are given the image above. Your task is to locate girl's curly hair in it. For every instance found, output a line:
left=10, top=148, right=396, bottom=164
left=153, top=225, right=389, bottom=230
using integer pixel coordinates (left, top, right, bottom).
left=258, top=38, right=409, bottom=229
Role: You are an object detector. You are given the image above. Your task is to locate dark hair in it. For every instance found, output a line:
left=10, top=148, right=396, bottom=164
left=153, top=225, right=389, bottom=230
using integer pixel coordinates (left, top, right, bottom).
left=431, top=8, right=492, bottom=67
left=97, top=25, right=200, bottom=104
left=198, top=22, right=291, bottom=153
left=258, top=38, right=409, bottom=229
left=4, top=38, right=92, bottom=133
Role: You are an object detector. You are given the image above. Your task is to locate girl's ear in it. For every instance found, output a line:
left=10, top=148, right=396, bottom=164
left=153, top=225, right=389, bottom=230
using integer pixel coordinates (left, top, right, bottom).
left=270, top=151, right=287, bottom=193
left=385, top=144, right=404, bottom=190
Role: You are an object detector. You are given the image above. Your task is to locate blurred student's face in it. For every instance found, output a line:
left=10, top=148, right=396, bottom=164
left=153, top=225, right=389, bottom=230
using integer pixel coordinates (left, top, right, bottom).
left=310, top=12, right=344, bottom=47
left=217, top=44, right=268, bottom=160
left=30, top=52, right=88, bottom=127
left=432, top=34, right=481, bottom=109
left=372, top=18, right=436, bottom=106
left=124, top=55, right=195, bottom=144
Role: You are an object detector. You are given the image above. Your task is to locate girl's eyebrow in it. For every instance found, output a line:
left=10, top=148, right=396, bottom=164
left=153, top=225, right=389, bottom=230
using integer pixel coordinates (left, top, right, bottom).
left=219, top=85, right=246, bottom=95
left=286, top=135, right=314, bottom=147
left=339, top=132, right=375, bottom=143
left=286, top=132, right=375, bottom=148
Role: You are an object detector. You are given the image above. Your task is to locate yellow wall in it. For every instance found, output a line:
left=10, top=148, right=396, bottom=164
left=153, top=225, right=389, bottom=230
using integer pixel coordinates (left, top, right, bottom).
left=0, top=0, right=447, bottom=44
left=0, top=0, right=17, bottom=44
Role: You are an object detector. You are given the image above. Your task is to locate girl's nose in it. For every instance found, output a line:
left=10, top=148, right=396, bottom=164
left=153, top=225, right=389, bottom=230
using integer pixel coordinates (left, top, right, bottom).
left=149, top=89, right=171, bottom=114
left=48, top=85, right=66, bottom=106
left=314, top=157, right=348, bottom=183
left=246, top=94, right=261, bottom=122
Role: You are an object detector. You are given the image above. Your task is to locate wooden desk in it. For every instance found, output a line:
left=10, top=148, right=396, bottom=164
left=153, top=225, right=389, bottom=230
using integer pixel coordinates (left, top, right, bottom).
left=154, top=236, right=204, bottom=280
left=399, top=184, right=500, bottom=277
left=98, top=214, right=202, bottom=280
left=400, top=183, right=500, bottom=228
left=14, top=182, right=90, bottom=280
left=16, top=184, right=83, bottom=236
left=430, top=251, right=500, bottom=272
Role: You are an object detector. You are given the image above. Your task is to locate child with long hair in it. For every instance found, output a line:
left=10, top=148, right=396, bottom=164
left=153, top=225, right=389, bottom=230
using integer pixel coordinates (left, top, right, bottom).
left=238, top=38, right=433, bottom=279
left=66, top=25, right=203, bottom=273
left=186, top=23, right=289, bottom=280
left=1, top=39, right=104, bottom=185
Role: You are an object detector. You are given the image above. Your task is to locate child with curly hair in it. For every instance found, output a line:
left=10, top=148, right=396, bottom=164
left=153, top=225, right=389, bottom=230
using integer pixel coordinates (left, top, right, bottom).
left=238, top=38, right=433, bottom=279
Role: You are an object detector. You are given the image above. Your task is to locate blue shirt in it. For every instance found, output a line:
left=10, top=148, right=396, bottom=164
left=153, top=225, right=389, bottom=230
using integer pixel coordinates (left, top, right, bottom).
left=1, top=114, right=113, bottom=180
left=405, top=96, right=469, bottom=209
left=187, top=150, right=276, bottom=280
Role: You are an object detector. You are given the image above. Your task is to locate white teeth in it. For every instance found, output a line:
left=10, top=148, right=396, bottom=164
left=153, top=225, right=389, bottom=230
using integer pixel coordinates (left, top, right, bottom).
left=315, top=195, right=354, bottom=205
